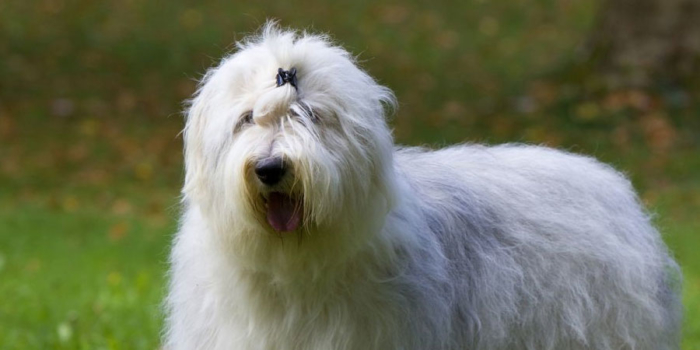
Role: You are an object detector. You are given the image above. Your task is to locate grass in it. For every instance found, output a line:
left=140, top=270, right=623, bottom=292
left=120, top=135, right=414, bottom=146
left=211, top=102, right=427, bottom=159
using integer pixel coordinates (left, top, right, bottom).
left=0, top=205, right=171, bottom=349
left=654, top=182, right=700, bottom=348
left=1, top=0, right=698, bottom=348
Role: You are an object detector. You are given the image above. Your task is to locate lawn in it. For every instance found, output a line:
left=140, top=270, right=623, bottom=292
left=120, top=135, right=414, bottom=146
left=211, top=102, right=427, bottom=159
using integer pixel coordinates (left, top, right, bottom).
left=0, top=0, right=698, bottom=349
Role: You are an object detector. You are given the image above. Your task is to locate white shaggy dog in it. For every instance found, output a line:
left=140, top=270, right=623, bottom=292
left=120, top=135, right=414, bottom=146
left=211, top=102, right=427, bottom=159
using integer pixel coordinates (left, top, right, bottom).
left=165, top=24, right=682, bottom=350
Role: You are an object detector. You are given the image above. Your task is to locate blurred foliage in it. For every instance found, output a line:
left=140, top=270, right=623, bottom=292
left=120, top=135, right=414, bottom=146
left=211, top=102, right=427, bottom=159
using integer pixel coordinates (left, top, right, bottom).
left=0, top=0, right=698, bottom=349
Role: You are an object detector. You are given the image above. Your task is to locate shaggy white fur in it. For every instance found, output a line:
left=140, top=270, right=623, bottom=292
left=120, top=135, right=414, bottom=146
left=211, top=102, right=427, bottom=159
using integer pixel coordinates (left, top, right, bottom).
left=164, top=23, right=682, bottom=350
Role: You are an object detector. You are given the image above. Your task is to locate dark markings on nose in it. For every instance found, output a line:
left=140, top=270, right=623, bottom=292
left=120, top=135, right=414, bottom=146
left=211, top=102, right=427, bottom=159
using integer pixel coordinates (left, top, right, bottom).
left=255, top=157, right=287, bottom=186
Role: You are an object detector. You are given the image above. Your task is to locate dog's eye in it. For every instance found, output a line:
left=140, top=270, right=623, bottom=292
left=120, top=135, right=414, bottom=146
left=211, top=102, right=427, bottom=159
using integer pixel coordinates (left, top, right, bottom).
left=242, top=111, right=254, bottom=124
left=234, top=111, right=254, bottom=133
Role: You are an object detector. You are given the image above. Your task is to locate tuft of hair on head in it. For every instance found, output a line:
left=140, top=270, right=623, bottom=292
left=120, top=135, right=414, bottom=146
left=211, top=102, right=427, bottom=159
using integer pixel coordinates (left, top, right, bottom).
left=236, top=20, right=304, bottom=53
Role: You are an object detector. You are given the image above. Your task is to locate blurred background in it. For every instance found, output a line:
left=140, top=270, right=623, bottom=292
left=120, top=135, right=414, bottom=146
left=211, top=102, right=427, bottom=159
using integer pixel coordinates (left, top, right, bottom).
left=0, top=0, right=698, bottom=348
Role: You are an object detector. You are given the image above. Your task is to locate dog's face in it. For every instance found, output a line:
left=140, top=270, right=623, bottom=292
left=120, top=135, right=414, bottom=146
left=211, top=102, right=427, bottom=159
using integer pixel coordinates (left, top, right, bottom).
left=183, top=25, right=396, bottom=247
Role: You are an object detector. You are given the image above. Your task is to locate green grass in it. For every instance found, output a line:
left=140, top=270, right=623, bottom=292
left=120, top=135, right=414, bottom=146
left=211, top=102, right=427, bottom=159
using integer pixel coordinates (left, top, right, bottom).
left=0, top=205, right=171, bottom=349
left=1, top=0, right=699, bottom=348
left=654, top=183, right=700, bottom=349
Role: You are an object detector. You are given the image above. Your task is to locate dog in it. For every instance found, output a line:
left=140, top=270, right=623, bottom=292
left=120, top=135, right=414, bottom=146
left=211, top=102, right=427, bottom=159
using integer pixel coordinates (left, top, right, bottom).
left=164, top=23, right=682, bottom=350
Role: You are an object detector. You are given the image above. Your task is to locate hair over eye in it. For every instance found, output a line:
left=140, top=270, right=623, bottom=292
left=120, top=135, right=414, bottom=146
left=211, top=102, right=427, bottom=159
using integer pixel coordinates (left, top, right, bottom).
left=234, top=111, right=254, bottom=132
left=290, top=103, right=319, bottom=123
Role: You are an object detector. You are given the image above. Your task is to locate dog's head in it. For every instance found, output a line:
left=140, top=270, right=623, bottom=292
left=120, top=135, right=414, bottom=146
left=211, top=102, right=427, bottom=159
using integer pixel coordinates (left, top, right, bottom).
left=183, top=23, right=397, bottom=255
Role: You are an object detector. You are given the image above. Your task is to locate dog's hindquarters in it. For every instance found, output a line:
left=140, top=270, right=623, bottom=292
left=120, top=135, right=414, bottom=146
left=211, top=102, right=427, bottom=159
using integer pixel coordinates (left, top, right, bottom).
left=393, top=144, right=682, bottom=350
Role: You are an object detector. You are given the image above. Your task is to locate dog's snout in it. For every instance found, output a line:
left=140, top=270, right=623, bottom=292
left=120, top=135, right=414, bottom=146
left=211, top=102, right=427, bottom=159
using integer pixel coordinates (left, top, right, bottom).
left=255, top=157, right=287, bottom=186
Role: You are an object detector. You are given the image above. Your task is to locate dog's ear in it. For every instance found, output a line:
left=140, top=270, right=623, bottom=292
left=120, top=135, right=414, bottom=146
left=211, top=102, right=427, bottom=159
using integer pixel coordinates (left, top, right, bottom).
left=182, top=75, right=215, bottom=201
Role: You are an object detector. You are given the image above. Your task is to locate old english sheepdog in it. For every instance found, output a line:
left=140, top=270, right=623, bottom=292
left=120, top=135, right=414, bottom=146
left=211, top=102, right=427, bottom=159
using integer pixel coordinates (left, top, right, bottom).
left=165, top=24, right=682, bottom=350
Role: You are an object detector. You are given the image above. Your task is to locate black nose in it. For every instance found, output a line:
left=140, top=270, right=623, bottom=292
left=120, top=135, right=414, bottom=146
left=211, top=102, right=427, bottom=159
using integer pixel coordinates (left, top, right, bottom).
left=255, top=157, right=287, bottom=186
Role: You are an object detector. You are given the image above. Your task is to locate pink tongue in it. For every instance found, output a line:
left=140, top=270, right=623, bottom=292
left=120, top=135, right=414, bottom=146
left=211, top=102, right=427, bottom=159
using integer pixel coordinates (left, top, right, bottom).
left=266, top=192, right=302, bottom=232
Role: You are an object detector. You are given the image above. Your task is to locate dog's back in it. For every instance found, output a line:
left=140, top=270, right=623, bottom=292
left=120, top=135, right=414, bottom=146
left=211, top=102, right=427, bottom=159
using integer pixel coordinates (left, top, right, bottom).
left=393, top=144, right=682, bottom=350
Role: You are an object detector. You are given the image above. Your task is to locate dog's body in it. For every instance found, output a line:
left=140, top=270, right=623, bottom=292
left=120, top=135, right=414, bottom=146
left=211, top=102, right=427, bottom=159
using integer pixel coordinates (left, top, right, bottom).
left=165, top=24, right=681, bottom=350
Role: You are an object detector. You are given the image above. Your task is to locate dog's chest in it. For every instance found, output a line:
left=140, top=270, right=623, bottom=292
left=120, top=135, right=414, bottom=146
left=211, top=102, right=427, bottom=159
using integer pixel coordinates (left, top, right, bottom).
left=203, top=276, right=407, bottom=350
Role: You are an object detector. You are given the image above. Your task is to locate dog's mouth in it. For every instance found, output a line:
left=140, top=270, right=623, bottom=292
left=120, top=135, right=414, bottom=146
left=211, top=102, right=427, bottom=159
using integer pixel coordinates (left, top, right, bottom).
left=263, top=192, right=303, bottom=232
